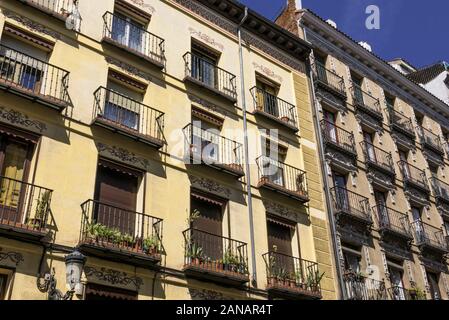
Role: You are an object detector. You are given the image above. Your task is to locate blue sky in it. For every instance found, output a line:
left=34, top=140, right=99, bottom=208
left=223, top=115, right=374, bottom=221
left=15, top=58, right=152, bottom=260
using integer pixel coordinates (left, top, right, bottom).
left=239, top=0, right=447, bottom=69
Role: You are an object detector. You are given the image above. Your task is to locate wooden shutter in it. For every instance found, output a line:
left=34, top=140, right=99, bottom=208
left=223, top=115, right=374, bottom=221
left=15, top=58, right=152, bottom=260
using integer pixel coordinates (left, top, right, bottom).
left=94, top=160, right=140, bottom=234
left=267, top=218, right=294, bottom=256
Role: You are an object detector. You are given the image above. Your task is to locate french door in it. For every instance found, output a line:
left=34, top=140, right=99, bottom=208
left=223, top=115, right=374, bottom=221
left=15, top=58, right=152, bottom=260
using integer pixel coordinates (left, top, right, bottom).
left=389, top=268, right=405, bottom=300
left=111, top=13, right=144, bottom=53
left=363, top=132, right=376, bottom=162
left=323, top=111, right=338, bottom=144
left=333, top=174, right=349, bottom=211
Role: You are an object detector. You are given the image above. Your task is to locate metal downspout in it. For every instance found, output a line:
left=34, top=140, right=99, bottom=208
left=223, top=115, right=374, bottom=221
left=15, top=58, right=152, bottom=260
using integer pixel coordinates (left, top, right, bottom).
left=237, top=7, right=257, bottom=287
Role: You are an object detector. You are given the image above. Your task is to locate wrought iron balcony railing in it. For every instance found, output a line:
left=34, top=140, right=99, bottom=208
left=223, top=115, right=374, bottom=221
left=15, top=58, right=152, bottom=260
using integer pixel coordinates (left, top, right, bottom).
left=250, top=87, right=299, bottom=130
left=80, top=200, right=163, bottom=262
left=411, top=220, right=448, bottom=253
left=351, top=83, right=382, bottom=119
left=20, top=0, right=77, bottom=21
left=263, top=251, right=322, bottom=299
left=102, top=12, right=165, bottom=67
left=374, top=205, right=413, bottom=240
left=256, top=156, right=309, bottom=202
left=418, top=126, right=444, bottom=155
left=0, top=44, right=70, bottom=110
left=398, top=161, right=429, bottom=192
left=183, top=228, right=249, bottom=284
left=183, top=52, right=237, bottom=102
left=320, top=119, right=357, bottom=155
left=430, top=177, right=449, bottom=204
left=343, top=271, right=387, bottom=300
left=0, top=175, right=52, bottom=236
left=361, top=141, right=394, bottom=175
left=330, top=187, right=372, bottom=224
left=388, top=286, right=426, bottom=300
left=313, top=62, right=346, bottom=97
left=183, top=123, right=244, bottom=177
left=386, top=106, right=415, bottom=138
left=92, top=87, right=165, bottom=148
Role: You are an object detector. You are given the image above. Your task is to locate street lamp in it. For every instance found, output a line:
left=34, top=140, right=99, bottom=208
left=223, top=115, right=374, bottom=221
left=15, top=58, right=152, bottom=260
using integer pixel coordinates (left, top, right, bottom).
left=37, top=249, right=86, bottom=300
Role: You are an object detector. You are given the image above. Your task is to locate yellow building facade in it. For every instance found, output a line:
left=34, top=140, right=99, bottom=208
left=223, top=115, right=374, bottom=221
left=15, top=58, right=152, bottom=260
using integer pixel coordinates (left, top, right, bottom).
left=0, top=0, right=337, bottom=300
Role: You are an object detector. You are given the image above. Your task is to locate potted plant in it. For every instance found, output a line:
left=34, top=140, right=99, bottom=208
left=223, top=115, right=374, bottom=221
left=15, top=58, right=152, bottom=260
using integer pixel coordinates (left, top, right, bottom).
left=187, top=242, right=203, bottom=265
left=306, top=270, right=325, bottom=292
left=28, top=190, right=51, bottom=229
left=409, top=286, right=427, bottom=300
left=143, top=235, right=160, bottom=255
left=281, top=116, right=290, bottom=123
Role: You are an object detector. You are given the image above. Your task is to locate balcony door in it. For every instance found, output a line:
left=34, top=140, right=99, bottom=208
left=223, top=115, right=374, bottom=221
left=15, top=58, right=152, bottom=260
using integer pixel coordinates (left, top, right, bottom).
left=399, top=151, right=411, bottom=178
left=104, top=82, right=141, bottom=131
left=374, top=191, right=388, bottom=226
left=389, top=267, right=405, bottom=300
left=363, top=132, right=376, bottom=163
left=191, top=118, right=219, bottom=164
left=94, top=160, right=139, bottom=236
left=111, top=12, right=145, bottom=53
left=190, top=192, right=224, bottom=262
left=411, top=206, right=424, bottom=242
left=0, top=135, right=33, bottom=225
left=267, top=217, right=295, bottom=273
left=427, top=272, right=441, bottom=300
left=333, top=174, right=349, bottom=211
left=191, top=44, right=218, bottom=89
left=323, top=111, right=338, bottom=144
left=256, top=78, right=279, bottom=117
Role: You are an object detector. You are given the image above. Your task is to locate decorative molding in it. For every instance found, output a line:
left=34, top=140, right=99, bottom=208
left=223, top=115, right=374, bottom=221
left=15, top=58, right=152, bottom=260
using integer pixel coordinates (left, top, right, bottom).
left=0, top=247, right=24, bottom=266
left=127, top=0, right=155, bottom=14
left=2, top=10, right=62, bottom=40
left=263, top=200, right=302, bottom=222
left=189, top=27, right=224, bottom=51
left=84, top=266, right=143, bottom=290
left=253, top=62, right=283, bottom=83
left=105, top=57, right=152, bottom=82
left=0, top=106, right=47, bottom=133
left=189, top=288, right=232, bottom=300
left=96, top=142, right=150, bottom=171
left=189, top=175, right=231, bottom=198
left=188, top=94, right=227, bottom=118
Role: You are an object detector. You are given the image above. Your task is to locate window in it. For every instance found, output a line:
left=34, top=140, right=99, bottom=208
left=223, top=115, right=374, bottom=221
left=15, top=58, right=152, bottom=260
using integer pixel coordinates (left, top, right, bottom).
left=191, top=117, right=220, bottom=163
left=0, top=274, right=8, bottom=300
left=111, top=12, right=146, bottom=53
left=384, top=92, right=396, bottom=108
left=351, top=72, right=364, bottom=104
left=190, top=42, right=219, bottom=88
left=426, top=272, right=441, bottom=300
left=323, top=111, right=338, bottom=144
left=429, top=164, right=439, bottom=178
left=261, top=137, right=286, bottom=187
left=415, top=113, right=424, bottom=127
left=255, top=75, right=280, bottom=117
left=388, top=261, right=406, bottom=300
left=363, top=131, right=376, bottom=162
left=342, top=244, right=362, bottom=273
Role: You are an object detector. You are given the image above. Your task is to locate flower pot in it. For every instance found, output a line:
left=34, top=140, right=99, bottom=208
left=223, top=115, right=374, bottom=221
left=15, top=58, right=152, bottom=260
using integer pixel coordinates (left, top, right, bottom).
left=281, top=116, right=290, bottom=123
left=27, top=218, right=42, bottom=229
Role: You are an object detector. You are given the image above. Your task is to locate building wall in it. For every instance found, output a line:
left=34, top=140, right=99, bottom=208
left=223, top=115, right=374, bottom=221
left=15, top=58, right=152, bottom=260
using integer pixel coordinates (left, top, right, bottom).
left=0, top=0, right=335, bottom=300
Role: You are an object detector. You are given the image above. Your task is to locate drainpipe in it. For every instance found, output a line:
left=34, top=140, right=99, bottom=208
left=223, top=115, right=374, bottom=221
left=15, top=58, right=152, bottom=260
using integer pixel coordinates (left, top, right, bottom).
left=301, top=21, right=347, bottom=300
left=237, top=7, right=257, bottom=287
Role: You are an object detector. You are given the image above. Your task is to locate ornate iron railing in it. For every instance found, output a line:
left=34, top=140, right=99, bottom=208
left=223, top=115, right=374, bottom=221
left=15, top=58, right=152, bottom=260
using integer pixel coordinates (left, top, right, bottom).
left=343, top=272, right=387, bottom=300
left=388, top=286, right=425, bottom=300
left=0, top=175, right=52, bottom=234
left=250, top=87, right=298, bottom=129
left=183, top=123, right=244, bottom=174
left=20, top=0, right=77, bottom=19
left=92, top=87, right=165, bottom=144
left=183, top=228, right=249, bottom=277
left=256, top=156, right=308, bottom=200
left=313, top=62, right=346, bottom=96
left=351, top=83, right=382, bottom=118
left=102, top=12, right=165, bottom=66
left=263, top=251, right=322, bottom=297
left=330, top=187, right=372, bottom=223
left=419, top=126, right=444, bottom=154
left=374, top=205, right=412, bottom=239
left=80, top=200, right=163, bottom=257
left=411, top=220, right=448, bottom=252
left=398, top=161, right=429, bottom=191
left=361, top=141, right=394, bottom=174
left=320, top=119, right=356, bottom=155
left=0, top=44, right=70, bottom=107
left=386, top=106, right=415, bottom=137
left=430, top=177, right=449, bottom=203
left=183, top=52, right=237, bottom=100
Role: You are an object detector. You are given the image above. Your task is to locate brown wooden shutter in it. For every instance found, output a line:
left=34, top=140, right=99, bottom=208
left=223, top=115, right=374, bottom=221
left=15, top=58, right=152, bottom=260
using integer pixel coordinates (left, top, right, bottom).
left=267, top=219, right=293, bottom=256
left=94, top=160, right=140, bottom=234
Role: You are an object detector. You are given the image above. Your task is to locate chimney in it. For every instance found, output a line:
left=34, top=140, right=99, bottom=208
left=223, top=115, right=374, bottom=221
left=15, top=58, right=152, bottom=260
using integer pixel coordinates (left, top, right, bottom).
left=326, top=19, right=337, bottom=28
left=286, top=0, right=302, bottom=10
left=358, top=41, right=372, bottom=52
left=295, top=0, right=302, bottom=9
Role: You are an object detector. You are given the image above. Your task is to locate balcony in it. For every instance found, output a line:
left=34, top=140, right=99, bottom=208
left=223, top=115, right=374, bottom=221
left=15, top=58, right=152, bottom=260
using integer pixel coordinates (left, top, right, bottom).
left=183, top=124, right=244, bottom=178
left=0, top=175, right=52, bottom=242
left=374, top=205, right=413, bottom=242
left=183, top=228, right=249, bottom=286
left=419, top=126, right=444, bottom=155
left=430, top=177, right=449, bottom=204
left=263, top=252, right=322, bottom=300
left=321, top=119, right=357, bottom=157
left=250, top=87, right=299, bottom=132
left=0, top=44, right=70, bottom=111
left=92, top=87, right=165, bottom=149
left=256, top=156, right=309, bottom=203
left=387, top=107, right=416, bottom=150
left=361, top=141, right=395, bottom=177
left=412, top=220, right=449, bottom=255
left=351, top=83, right=383, bottom=121
left=330, top=187, right=372, bottom=227
left=388, top=286, right=426, bottom=300
left=19, top=0, right=77, bottom=23
left=343, top=271, right=387, bottom=300
left=398, top=161, right=430, bottom=195
left=79, top=200, right=163, bottom=266
left=183, top=52, right=237, bottom=103
left=102, top=12, right=165, bottom=68
left=313, top=63, right=347, bottom=99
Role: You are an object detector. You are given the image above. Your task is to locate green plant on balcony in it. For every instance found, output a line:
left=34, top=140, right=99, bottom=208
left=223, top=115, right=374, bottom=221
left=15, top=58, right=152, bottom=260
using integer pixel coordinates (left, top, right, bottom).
left=306, top=269, right=325, bottom=292
left=223, top=248, right=247, bottom=274
left=186, top=242, right=204, bottom=265
left=143, top=235, right=160, bottom=255
left=86, top=223, right=136, bottom=246
left=28, top=190, right=51, bottom=229
left=410, top=286, right=427, bottom=300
